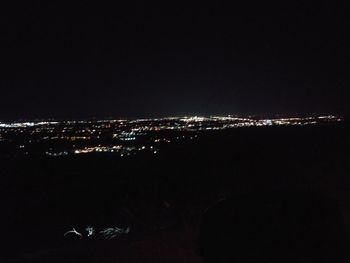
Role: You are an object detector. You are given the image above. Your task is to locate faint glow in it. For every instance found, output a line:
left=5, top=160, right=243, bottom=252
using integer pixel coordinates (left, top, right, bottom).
left=99, top=226, right=130, bottom=239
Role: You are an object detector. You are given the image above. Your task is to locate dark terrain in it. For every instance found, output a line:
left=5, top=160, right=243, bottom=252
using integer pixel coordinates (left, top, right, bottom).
left=1, top=123, right=350, bottom=262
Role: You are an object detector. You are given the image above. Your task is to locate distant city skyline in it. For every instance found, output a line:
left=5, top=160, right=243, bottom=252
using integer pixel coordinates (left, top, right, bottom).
left=0, top=113, right=345, bottom=123
left=0, top=115, right=342, bottom=158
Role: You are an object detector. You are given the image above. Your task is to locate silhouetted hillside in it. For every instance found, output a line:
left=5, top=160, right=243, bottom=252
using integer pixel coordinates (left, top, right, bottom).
left=1, top=123, right=350, bottom=262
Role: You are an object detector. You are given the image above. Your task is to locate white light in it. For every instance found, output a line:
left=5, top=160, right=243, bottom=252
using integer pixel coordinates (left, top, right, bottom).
left=64, top=228, right=83, bottom=239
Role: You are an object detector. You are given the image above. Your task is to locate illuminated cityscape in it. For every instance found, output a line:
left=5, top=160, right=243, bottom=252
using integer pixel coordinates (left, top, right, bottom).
left=2, top=1, right=350, bottom=261
left=0, top=115, right=342, bottom=157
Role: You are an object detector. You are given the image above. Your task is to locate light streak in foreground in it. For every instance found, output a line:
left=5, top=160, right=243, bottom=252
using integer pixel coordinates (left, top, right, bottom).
left=64, top=228, right=83, bottom=239
left=64, top=225, right=130, bottom=240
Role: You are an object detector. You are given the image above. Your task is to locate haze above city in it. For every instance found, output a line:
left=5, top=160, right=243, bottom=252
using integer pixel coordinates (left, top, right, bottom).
left=1, top=2, right=349, bottom=120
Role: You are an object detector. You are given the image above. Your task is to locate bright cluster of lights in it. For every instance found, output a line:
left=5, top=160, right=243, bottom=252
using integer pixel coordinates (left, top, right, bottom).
left=0, top=115, right=343, bottom=157
left=73, top=145, right=123, bottom=154
left=0, top=121, right=58, bottom=128
left=71, top=145, right=156, bottom=157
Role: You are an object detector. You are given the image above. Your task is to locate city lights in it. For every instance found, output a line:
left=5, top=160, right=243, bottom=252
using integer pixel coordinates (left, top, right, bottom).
left=0, top=115, right=343, bottom=157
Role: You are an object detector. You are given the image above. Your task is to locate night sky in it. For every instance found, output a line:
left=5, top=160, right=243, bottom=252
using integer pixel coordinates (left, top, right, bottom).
left=1, top=2, right=349, bottom=120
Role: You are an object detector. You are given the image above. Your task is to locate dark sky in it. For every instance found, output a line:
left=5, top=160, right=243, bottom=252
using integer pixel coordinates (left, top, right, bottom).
left=0, top=1, right=349, bottom=120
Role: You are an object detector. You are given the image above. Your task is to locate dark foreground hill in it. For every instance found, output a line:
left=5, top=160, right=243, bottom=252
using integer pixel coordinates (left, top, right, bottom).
left=1, top=123, right=350, bottom=262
